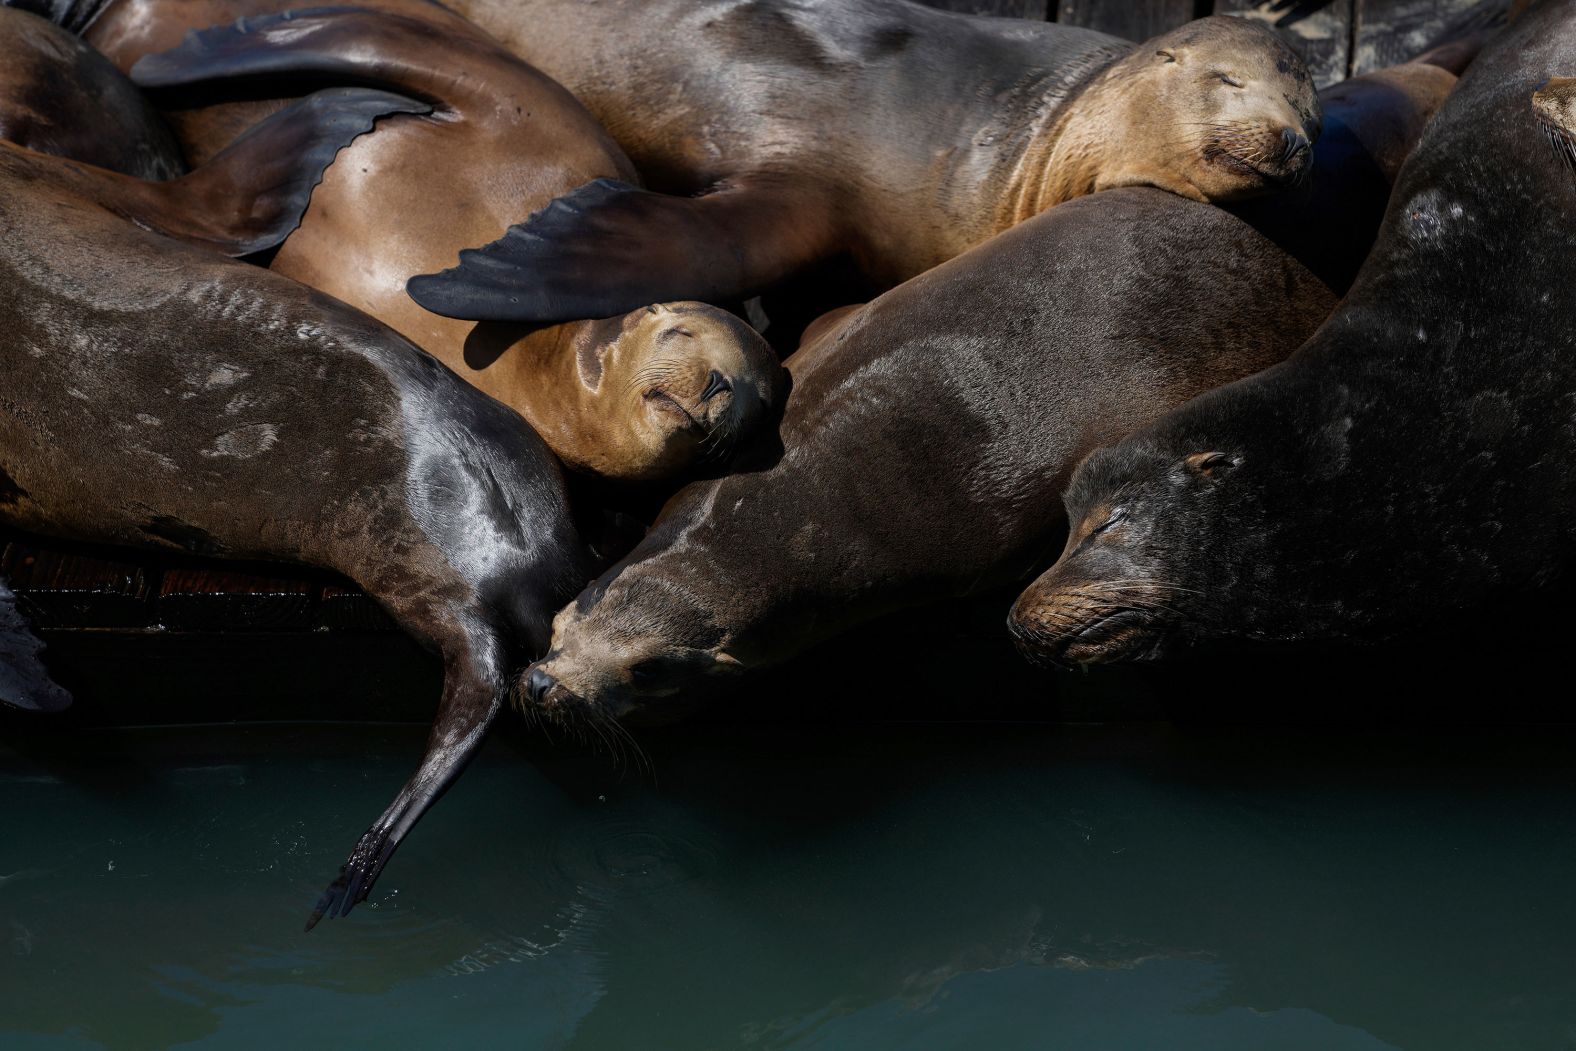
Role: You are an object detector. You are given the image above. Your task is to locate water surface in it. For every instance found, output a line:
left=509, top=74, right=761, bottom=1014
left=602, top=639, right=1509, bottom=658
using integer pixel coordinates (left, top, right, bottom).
left=3, top=721, right=1575, bottom=1049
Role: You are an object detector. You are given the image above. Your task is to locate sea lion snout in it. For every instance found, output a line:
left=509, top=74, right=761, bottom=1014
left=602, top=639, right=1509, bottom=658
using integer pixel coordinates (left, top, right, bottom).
left=622, top=302, right=783, bottom=476
left=1009, top=578, right=1173, bottom=666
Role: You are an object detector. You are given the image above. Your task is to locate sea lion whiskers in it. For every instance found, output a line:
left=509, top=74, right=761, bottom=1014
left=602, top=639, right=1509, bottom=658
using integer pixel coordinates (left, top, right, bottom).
left=1009, top=577, right=1184, bottom=666
left=526, top=678, right=654, bottom=779
left=1540, top=121, right=1576, bottom=173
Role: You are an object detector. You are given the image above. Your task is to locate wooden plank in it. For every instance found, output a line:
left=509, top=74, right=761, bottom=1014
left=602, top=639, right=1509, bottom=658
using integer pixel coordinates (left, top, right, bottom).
left=1351, top=0, right=1490, bottom=75
left=1058, top=0, right=1195, bottom=41
left=919, top=0, right=1050, bottom=19
left=156, top=567, right=317, bottom=632
left=0, top=542, right=153, bottom=629
left=1215, top=0, right=1354, bottom=87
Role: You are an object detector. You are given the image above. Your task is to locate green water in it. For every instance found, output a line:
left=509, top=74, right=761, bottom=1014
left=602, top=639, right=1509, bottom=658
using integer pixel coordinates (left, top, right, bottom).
left=3, top=721, right=1575, bottom=1050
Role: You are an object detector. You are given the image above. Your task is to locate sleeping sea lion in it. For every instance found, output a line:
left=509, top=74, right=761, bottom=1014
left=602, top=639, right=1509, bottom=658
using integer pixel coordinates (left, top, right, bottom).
left=508, top=53, right=1460, bottom=720
left=1007, top=1, right=1576, bottom=666
left=0, top=6, right=181, bottom=178
left=399, top=3, right=1321, bottom=323
left=0, top=91, right=597, bottom=924
left=124, top=4, right=785, bottom=484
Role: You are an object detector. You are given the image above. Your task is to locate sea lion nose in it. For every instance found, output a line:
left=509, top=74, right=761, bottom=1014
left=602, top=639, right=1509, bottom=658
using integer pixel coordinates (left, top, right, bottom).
left=524, top=666, right=555, bottom=705
left=1281, top=128, right=1311, bottom=164
left=700, top=369, right=732, bottom=403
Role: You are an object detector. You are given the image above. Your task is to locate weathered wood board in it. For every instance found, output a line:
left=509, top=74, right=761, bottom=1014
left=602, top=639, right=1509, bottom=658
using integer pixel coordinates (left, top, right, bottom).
left=918, top=0, right=1490, bottom=83
left=1212, top=0, right=1355, bottom=86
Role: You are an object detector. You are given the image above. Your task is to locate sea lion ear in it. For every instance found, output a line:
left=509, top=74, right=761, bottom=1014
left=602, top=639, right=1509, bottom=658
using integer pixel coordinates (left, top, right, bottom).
left=1534, top=77, right=1576, bottom=169
left=1184, top=451, right=1238, bottom=478
left=1156, top=49, right=1178, bottom=64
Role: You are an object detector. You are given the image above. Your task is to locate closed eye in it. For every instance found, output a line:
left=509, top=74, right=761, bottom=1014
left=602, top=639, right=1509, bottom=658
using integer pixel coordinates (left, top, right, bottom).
left=1071, top=507, right=1128, bottom=557
left=1216, top=72, right=1244, bottom=88
left=1089, top=507, right=1128, bottom=538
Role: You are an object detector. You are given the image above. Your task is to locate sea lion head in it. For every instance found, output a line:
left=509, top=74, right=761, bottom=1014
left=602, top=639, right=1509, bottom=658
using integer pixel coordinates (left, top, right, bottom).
left=1091, top=16, right=1321, bottom=203
left=1009, top=429, right=1266, bottom=666
left=581, top=302, right=783, bottom=483
left=1533, top=76, right=1576, bottom=168
left=516, top=550, right=750, bottom=724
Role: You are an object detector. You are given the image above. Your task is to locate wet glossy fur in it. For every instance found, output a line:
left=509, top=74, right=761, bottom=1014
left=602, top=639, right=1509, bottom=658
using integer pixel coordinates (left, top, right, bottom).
left=1012, top=2, right=1576, bottom=661
left=0, top=141, right=595, bottom=923
left=0, top=7, right=181, bottom=178
left=125, top=4, right=784, bottom=483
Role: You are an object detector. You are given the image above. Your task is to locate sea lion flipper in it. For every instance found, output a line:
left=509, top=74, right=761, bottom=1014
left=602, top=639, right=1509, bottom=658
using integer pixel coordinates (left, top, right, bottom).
left=131, top=5, right=487, bottom=105
left=408, top=177, right=831, bottom=323
left=163, top=86, right=428, bottom=256
left=58, top=86, right=426, bottom=257
left=0, top=579, right=71, bottom=713
left=306, top=680, right=502, bottom=929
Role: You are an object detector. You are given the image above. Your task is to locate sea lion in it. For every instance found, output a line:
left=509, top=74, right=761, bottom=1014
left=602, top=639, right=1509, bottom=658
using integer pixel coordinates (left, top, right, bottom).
left=402, top=3, right=1321, bottom=323
left=0, top=6, right=181, bottom=178
left=510, top=52, right=1463, bottom=719
left=124, top=5, right=785, bottom=484
left=1007, top=1, right=1576, bottom=667
left=0, top=92, right=596, bottom=924
left=0, top=579, right=70, bottom=713
left=1226, top=39, right=1473, bottom=293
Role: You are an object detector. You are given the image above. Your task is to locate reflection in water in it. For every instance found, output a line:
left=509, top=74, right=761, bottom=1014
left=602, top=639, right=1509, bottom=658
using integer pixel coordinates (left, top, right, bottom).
left=2, top=721, right=1574, bottom=1050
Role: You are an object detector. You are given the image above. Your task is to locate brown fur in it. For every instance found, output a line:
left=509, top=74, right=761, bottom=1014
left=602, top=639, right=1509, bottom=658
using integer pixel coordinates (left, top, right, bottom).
left=434, top=2, right=1320, bottom=298
left=102, top=1, right=785, bottom=482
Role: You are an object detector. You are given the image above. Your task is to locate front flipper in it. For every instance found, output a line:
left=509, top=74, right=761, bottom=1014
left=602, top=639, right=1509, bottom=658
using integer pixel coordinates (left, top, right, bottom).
left=31, top=85, right=427, bottom=256
left=0, top=579, right=70, bottom=713
left=306, top=674, right=500, bottom=929
left=407, top=176, right=840, bottom=323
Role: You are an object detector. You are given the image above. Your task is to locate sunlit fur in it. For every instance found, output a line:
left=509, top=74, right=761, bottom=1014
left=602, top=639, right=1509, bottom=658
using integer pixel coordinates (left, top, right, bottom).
left=1008, top=16, right=1321, bottom=222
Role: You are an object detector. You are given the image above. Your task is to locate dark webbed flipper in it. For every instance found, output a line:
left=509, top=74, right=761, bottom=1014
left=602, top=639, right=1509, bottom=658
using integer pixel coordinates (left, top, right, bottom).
left=21, top=85, right=429, bottom=256
left=153, top=86, right=429, bottom=256
left=407, top=177, right=838, bottom=324
left=306, top=676, right=500, bottom=930
left=0, top=579, right=70, bottom=712
left=130, top=5, right=493, bottom=106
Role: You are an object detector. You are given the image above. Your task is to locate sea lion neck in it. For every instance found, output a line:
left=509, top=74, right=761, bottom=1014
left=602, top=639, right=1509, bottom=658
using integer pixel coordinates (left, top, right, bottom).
left=991, top=41, right=1133, bottom=232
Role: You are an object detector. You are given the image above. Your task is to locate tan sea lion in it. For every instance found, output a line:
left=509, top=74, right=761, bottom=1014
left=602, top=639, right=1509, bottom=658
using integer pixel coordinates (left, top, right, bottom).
left=0, top=96, right=600, bottom=923
left=127, top=5, right=785, bottom=484
left=0, top=6, right=181, bottom=178
left=406, top=3, right=1322, bottom=323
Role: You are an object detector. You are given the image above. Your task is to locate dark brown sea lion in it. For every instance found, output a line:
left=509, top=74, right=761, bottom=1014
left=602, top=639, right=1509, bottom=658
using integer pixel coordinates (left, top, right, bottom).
left=510, top=52, right=1460, bottom=719
left=123, top=5, right=785, bottom=483
left=1227, top=40, right=1473, bottom=294
left=1007, top=1, right=1576, bottom=666
left=404, top=3, right=1321, bottom=323
left=0, top=6, right=180, bottom=178
left=0, top=94, right=596, bottom=924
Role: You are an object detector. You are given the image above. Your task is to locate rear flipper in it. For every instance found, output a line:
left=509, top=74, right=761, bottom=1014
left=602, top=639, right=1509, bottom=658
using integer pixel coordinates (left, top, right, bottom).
left=407, top=176, right=841, bottom=324
left=306, top=674, right=501, bottom=930
left=0, top=579, right=70, bottom=713
left=35, top=86, right=427, bottom=256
